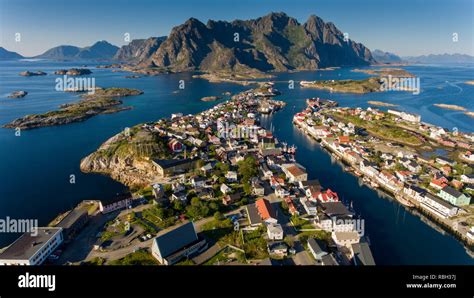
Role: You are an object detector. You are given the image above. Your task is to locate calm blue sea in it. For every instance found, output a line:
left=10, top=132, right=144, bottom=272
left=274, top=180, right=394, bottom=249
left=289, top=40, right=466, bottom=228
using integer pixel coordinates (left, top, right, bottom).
left=0, top=59, right=473, bottom=264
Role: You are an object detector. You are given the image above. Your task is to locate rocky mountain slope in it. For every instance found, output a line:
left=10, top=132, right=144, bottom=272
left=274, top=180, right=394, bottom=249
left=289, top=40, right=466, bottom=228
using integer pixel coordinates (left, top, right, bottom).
left=131, top=12, right=375, bottom=72
left=114, top=37, right=166, bottom=61
left=0, top=47, right=24, bottom=60
left=371, top=49, right=403, bottom=64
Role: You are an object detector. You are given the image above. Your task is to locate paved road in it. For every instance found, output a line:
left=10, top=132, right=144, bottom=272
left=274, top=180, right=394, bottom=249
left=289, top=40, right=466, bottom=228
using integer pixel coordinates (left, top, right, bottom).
left=81, top=206, right=245, bottom=263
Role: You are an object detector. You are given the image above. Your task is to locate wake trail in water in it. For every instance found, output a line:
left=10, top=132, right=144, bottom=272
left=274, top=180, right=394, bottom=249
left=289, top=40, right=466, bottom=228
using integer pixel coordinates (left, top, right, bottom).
left=445, top=81, right=463, bottom=94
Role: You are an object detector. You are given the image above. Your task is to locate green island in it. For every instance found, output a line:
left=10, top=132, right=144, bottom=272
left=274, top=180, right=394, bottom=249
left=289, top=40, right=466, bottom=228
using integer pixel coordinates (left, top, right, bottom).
left=192, top=71, right=274, bottom=85
left=352, top=67, right=415, bottom=77
left=300, top=77, right=383, bottom=94
left=3, top=87, right=143, bottom=130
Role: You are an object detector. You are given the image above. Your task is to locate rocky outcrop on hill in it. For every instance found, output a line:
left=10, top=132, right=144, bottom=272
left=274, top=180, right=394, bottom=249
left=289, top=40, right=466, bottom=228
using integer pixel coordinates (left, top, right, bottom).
left=114, top=37, right=167, bottom=61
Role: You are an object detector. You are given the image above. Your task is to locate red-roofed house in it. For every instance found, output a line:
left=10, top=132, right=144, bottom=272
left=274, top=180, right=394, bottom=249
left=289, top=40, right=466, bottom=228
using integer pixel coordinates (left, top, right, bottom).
left=338, top=136, right=350, bottom=144
left=318, top=189, right=339, bottom=203
left=256, top=198, right=278, bottom=224
left=284, top=197, right=299, bottom=216
left=430, top=177, right=448, bottom=190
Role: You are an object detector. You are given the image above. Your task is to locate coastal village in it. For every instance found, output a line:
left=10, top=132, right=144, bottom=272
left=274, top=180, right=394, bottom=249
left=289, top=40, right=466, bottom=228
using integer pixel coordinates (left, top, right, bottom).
left=293, top=98, right=474, bottom=246
left=0, top=85, right=375, bottom=266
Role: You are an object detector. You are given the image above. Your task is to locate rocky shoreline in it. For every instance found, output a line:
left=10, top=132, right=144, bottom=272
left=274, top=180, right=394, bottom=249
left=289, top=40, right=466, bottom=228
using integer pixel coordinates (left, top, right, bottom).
left=3, top=87, right=143, bottom=130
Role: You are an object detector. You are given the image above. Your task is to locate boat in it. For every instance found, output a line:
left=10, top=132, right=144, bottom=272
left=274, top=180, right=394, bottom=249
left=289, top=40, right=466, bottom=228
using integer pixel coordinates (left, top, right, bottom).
left=395, top=195, right=415, bottom=208
left=370, top=181, right=379, bottom=188
left=353, top=170, right=362, bottom=177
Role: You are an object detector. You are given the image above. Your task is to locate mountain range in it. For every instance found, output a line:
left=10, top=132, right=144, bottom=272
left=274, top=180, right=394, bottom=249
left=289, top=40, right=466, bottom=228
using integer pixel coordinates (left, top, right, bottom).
left=0, top=47, right=24, bottom=60
left=123, top=12, right=375, bottom=72
left=371, top=49, right=403, bottom=64
left=402, top=53, right=474, bottom=64
left=34, top=41, right=119, bottom=60
left=2, top=12, right=473, bottom=69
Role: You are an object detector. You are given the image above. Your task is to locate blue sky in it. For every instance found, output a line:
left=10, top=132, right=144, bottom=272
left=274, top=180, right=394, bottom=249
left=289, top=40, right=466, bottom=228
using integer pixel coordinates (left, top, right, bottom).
left=1, top=0, right=472, bottom=57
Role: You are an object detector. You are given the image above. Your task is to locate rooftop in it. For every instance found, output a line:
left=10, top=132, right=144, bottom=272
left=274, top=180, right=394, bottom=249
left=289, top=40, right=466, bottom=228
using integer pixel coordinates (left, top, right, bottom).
left=440, top=186, right=466, bottom=198
left=100, top=192, right=132, bottom=206
left=0, top=227, right=62, bottom=261
left=246, top=204, right=263, bottom=225
left=153, top=221, right=198, bottom=259
left=307, top=238, right=328, bottom=254
left=255, top=198, right=276, bottom=220
left=56, top=208, right=88, bottom=230
left=351, top=241, right=376, bottom=266
left=322, top=202, right=353, bottom=217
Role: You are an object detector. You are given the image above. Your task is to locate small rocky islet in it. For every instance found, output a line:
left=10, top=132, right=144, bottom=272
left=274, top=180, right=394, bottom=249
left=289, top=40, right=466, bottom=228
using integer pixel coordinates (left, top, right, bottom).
left=54, top=68, right=92, bottom=76
left=7, top=91, right=28, bottom=98
left=19, top=71, right=47, bottom=76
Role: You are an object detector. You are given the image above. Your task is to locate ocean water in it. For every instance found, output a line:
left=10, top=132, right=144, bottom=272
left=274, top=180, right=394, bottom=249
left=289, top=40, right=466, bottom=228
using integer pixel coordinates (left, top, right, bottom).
left=0, top=60, right=473, bottom=264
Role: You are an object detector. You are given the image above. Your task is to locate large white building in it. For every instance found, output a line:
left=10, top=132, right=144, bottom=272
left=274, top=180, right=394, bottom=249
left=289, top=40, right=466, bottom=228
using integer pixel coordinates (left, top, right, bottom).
left=420, top=193, right=459, bottom=219
left=387, top=109, right=421, bottom=123
left=0, top=227, right=63, bottom=265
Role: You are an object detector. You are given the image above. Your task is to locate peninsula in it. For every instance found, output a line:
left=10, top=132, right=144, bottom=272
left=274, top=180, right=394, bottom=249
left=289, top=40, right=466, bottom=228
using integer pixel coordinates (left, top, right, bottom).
left=294, top=98, right=474, bottom=247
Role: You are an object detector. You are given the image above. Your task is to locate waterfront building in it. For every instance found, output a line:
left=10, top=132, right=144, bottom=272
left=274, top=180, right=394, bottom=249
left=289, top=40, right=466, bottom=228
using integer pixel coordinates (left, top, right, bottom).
left=421, top=193, right=459, bottom=219
left=403, top=184, right=426, bottom=202
left=438, top=186, right=471, bottom=206
left=318, top=189, right=339, bottom=203
left=55, top=207, right=89, bottom=242
left=0, top=227, right=63, bottom=265
left=99, top=192, right=132, bottom=214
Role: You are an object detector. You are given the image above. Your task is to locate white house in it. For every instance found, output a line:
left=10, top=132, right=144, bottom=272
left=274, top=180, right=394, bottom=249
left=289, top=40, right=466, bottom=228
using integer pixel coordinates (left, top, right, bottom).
left=331, top=231, right=360, bottom=248
left=267, top=223, right=284, bottom=240
left=220, top=183, right=232, bottom=195
left=225, top=171, right=238, bottom=183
